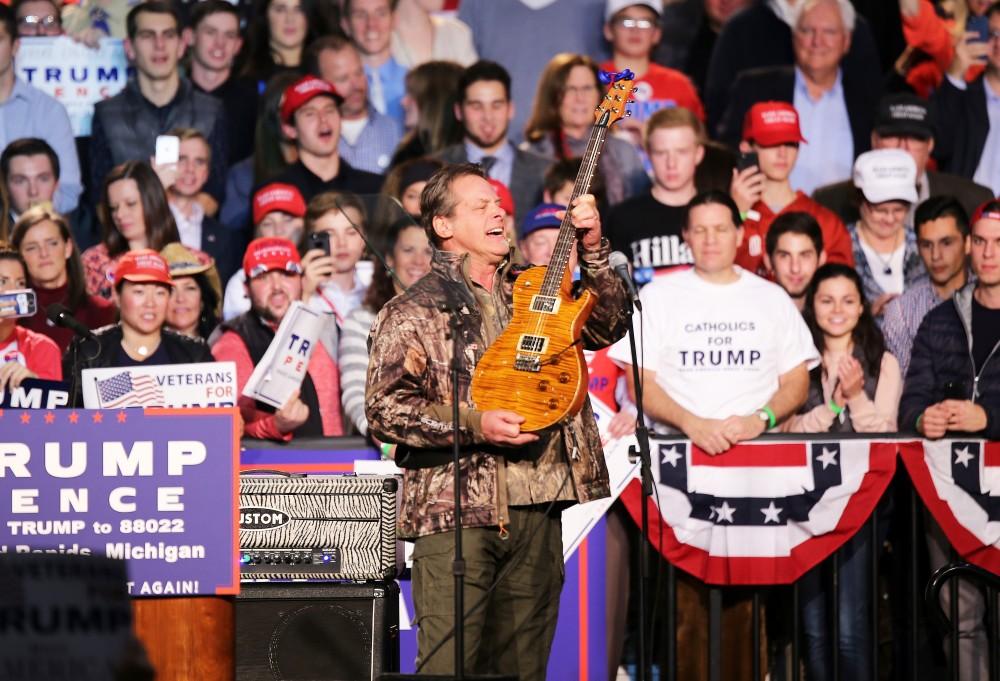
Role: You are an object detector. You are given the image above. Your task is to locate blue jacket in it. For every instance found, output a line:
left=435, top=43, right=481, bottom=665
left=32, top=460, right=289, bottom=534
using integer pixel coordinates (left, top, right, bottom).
left=900, top=284, right=1000, bottom=439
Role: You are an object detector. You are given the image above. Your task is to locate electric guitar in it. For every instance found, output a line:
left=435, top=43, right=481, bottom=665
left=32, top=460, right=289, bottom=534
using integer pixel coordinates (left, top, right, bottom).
left=470, top=71, right=635, bottom=432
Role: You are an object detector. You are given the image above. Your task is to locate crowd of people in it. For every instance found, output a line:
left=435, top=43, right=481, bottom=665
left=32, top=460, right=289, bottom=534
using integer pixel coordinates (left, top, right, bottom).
left=1, top=0, right=999, bottom=678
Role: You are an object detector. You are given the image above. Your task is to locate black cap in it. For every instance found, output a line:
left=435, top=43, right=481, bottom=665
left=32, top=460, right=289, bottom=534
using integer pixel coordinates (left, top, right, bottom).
left=874, top=93, right=934, bottom=140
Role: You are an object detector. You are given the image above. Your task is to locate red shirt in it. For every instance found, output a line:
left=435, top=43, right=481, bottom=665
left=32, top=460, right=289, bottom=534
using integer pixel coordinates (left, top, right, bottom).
left=0, top=325, right=63, bottom=381
left=600, top=60, right=705, bottom=123
left=212, top=329, right=343, bottom=441
left=736, top=192, right=854, bottom=276
left=902, top=0, right=984, bottom=98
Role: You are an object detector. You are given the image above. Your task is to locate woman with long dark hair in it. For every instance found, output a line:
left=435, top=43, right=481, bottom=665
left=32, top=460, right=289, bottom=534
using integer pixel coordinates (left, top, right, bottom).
left=786, top=263, right=901, bottom=432
left=522, top=53, right=647, bottom=206
left=390, top=60, right=464, bottom=166
left=220, top=71, right=302, bottom=232
left=338, top=218, right=432, bottom=437
left=239, top=0, right=317, bottom=86
left=82, top=161, right=212, bottom=300
left=782, top=262, right=901, bottom=681
left=11, top=206, right=116, bottom=352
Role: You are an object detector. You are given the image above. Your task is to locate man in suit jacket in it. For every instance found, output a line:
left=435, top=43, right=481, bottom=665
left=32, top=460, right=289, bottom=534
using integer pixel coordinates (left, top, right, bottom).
left=932, top=3, right=1000, bottom=195
left=814, top=93, right=993, bottom=226
left=717, top=0, right=879, bottom=195
left=436, top=60, right=552, bottom=228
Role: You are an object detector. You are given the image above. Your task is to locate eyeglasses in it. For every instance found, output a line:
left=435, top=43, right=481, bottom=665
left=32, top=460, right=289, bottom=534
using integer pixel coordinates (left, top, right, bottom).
left=614, top=17, right=657, bottom=30
left=18, top=14, right=60, bottom=36
left=562, top=84, right=599, bottom=97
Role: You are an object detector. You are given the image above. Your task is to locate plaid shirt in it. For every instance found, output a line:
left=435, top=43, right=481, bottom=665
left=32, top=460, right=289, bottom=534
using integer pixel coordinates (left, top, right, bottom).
left=882, top=278, right=946, bottom=380
left=338, top=107, right=402, bottom=175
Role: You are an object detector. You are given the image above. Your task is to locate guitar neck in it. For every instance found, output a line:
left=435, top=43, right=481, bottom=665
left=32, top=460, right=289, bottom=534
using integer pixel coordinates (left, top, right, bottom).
left=540, top=121, right=609, bottom=296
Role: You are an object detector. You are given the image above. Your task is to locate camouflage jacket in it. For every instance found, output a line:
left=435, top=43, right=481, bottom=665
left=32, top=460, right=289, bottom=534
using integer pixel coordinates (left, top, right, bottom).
left=366, top=240, right=628, bottom=539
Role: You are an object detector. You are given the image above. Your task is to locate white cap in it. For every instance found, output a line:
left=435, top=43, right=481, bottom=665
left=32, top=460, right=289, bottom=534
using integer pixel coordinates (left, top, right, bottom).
left=605, top=0, right=662, bottom=21
left=852, top=148, right=918, bottom=204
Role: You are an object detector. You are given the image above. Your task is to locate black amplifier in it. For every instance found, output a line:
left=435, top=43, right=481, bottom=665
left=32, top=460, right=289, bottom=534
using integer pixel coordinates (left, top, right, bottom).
left=239, top=473, right=400, bottom=581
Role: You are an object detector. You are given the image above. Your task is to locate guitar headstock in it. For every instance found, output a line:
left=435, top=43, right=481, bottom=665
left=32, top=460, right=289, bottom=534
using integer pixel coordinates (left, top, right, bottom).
left=594, top=69, right=636, bottom=128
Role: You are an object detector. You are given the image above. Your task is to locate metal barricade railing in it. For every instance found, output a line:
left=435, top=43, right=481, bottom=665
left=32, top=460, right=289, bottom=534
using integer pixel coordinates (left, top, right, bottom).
left=635, top=436, right=1000, bottom=681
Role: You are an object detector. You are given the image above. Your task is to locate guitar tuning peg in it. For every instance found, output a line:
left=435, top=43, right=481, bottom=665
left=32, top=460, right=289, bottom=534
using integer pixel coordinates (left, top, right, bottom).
left=614, top=95, right=622, bottom=102
left=624, top=110, right=632, bottom=117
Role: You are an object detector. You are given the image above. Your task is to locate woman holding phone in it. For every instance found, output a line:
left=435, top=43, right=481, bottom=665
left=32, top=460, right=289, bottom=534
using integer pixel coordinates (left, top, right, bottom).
left=781, top=262, right=901, bottom=681
left=0, top=243, right=62, bottom=392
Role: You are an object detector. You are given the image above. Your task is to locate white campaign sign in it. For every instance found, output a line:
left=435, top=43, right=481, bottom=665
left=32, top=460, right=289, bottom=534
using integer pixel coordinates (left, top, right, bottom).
left=81, top=361, right=237, bottom=408
left=242, top=301, right=327, bottom=409
left=16, top=36, right=130, bottom=136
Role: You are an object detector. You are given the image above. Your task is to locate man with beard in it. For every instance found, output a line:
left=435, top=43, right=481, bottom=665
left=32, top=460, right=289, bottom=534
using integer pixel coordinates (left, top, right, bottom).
left=438, top=60, right=552, bottom=227
left=211, top=237, right=344, bottom=441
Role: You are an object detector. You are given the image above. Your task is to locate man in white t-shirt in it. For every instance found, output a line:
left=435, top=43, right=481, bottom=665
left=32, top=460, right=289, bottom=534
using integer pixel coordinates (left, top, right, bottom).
left=609, top=190, right=818, bottom=454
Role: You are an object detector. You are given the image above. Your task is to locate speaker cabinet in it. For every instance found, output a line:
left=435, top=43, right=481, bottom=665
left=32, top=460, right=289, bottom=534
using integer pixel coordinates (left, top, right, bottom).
left=237, top=581, right=400, bottom=680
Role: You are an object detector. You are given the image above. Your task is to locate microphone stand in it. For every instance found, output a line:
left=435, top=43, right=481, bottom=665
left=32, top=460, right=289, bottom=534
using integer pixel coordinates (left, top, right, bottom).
left=447, top=306, right=467, bottom=680
left=623, top=296, right=653, bottom=681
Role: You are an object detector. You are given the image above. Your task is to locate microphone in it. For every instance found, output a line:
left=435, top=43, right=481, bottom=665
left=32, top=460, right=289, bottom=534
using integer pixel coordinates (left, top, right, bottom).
left=46, top=303, right=96, bottom=341
left=609, top=251, right=641, bottom=311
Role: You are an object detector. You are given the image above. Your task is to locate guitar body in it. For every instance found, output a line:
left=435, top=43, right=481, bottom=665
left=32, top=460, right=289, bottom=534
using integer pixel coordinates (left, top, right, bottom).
left=469, top=71, right=634, bottom=433
left=471, top=265, right=596, bottom=432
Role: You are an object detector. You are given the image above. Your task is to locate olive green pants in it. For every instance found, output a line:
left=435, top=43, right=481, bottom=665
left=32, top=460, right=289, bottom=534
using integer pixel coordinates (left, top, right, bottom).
left=410, top=506, right=564, bottom=681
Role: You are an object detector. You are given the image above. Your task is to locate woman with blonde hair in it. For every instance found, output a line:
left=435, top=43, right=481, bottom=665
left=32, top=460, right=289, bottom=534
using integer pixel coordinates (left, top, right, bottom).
left=522, top=53, right=648, bottom=206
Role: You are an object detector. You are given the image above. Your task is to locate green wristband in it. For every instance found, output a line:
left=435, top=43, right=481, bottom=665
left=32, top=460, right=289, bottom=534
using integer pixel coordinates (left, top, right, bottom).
left=828, top=399, right=844, bottom=416
left=761, top=405, right=776, bottom=429
left=380, top=442, right=393, bottom=460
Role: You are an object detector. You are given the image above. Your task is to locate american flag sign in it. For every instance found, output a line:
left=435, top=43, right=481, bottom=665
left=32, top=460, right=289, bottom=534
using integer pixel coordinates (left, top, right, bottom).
left=95, top=371, right=165, bottom=408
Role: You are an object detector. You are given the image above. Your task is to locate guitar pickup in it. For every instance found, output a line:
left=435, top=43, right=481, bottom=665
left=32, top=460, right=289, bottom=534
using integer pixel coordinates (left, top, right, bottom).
left=517, top=334, right=549, bottom=354
left=529, top=295, right=560, bottom=314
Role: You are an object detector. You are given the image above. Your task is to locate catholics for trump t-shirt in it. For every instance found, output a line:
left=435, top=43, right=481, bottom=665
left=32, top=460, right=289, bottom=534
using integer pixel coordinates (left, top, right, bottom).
left=608, top=267, right=819, bottom=428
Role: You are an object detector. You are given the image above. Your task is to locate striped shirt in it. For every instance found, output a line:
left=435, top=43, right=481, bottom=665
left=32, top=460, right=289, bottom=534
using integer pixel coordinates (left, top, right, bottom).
left=338, top=305, right=377, bottom=435
left=339, top=107, right=402, bottom=175
left=882, top=278, right=946, bottom=380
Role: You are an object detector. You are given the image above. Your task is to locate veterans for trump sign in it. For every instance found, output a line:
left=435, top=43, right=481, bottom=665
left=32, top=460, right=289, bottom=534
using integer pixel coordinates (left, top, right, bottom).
left=0, top=409, right=240, bottom=597
left=16, top=37, right=131, bottom=137
left=81, top=362, right=237, bottom=409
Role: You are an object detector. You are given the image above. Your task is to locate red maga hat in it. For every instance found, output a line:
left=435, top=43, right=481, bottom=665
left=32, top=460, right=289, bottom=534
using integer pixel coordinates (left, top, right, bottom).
left=742, top=101, right=807, bottom=146
left=253, top=183, right=307, bottom=224
left=280, top=75, right=343, bottom=124
left=113, top=249, right=174, bottom=287
left=242, top=237, right=303, bottom=279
